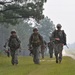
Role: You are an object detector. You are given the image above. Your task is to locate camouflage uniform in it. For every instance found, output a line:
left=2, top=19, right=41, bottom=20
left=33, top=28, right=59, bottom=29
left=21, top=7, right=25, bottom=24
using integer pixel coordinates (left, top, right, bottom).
left=33, top=46, right=40, bottom=64
left=10, top=48, right=19, bottom=65
left=29, top=28, right=44, bottom=64
left=48, top=41, right=54, bottom=58
left=54, top=43, right=63, bottom=63
left=51, top=24, right=66, bottom=63
left=8, top=29, right=21, bottom=65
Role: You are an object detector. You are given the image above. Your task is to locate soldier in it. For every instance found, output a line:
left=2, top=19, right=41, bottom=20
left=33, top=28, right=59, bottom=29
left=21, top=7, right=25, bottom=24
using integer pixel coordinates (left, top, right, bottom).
left=51, top=24, right=66, bottom=63
left=41, top=40, right=47, bottom=59
left=29, top=28, right=44, bottom=64
left=48, top=40, right=54, bottom=58
left=8, top=29, right=21, bottom=65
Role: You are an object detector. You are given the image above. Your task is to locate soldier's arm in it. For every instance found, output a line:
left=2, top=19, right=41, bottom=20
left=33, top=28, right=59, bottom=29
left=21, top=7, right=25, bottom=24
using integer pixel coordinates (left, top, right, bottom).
left=15, top=35, right=20, bottom=43
left=17, top=37, right=21, bottom=43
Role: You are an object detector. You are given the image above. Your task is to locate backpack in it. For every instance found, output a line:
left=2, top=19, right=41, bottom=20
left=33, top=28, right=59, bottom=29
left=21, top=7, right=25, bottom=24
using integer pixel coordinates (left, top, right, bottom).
left=8, top=36, right=20, bottom=49
left=62, top=30, right=66, bottom=45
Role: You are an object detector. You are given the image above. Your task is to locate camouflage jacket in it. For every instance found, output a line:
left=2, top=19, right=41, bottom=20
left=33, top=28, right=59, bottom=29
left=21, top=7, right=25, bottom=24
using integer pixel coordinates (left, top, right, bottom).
left=29, top=33, right=44, bottom=47
left=8, top=35, right=21, bottom=49
left=51, top=30, right=66, bottom=45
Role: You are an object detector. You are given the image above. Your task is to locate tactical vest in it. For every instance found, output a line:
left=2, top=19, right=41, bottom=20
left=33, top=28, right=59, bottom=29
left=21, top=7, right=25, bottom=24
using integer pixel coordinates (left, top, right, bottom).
left=31, top=34, right=41, bottom=46
left=53, top=30, right=66, bottom=45
left=8, top=36, right=20, bottom=49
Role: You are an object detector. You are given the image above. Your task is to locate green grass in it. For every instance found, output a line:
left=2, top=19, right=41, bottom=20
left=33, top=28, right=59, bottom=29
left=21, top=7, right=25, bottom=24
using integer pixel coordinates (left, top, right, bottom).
left=0, top=55, right=75, bottom=75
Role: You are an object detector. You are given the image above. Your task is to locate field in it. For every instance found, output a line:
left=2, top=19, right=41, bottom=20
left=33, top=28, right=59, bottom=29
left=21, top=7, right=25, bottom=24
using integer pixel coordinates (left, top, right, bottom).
left=0, top=55, right=75, bottom=75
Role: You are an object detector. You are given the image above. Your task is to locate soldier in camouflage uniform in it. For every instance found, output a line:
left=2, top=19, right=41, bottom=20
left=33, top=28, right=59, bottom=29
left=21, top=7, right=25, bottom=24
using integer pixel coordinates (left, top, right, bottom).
left=51, top=24, right=66, bottom=63
left=8, top=29, right=21, bottom=65
left=29, top=28, right=44, bottom=64
left=48, top=40, right=54, bottom=58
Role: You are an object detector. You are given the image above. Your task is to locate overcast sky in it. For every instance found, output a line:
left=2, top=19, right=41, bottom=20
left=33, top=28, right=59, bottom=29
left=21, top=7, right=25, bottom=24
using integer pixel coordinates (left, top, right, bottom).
left=43, top=0, right=75, bottom=44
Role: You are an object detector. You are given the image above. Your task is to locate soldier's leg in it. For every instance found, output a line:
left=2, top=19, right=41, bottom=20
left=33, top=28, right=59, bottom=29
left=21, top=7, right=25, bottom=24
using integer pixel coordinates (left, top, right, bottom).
left=10, top=50, right=15, bottom=65
left=14, top=50, right=18, bottom=65
left=52, top=49, right=53, bottom=58
left=50, top=49, right=53, bottom=58
left=33, top=46, right=40, bottom=64
left=34, top=47, right=40, bottom=64
left=41, top=49, right=44, bottom=59
left=59, top=51, right=62, bottom=63
left=50, top=53, right=53, bottom=58
left=49, top=49, right=52, bottom=58
left=54, top=44, right=59, bottom=63
left=33, top=47, right=36, bottom=63
left=36, top=46, right=40, bottom=64
left=58, top=44, right=63, bottom=63
left=55, top=51, right=59, bottom=63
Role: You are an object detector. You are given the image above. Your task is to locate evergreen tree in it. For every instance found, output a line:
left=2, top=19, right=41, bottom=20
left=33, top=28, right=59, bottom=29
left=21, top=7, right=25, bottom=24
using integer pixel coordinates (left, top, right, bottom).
left=0, top=0, right=47, bottom=25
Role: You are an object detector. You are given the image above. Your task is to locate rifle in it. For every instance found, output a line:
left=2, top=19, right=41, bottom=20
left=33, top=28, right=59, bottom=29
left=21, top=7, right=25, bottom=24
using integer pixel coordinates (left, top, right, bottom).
left=28, top=44, right=33, bottom=55
left=65, top=44, right=69, bottom=49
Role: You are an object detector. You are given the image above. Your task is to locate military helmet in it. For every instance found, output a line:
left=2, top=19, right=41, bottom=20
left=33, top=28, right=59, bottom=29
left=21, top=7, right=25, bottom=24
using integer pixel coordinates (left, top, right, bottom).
left=33, top=28, right=38, bottom=32
left=11, top=29, right=16, bottom=34
left=56, top=24, right=62, bottom=28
